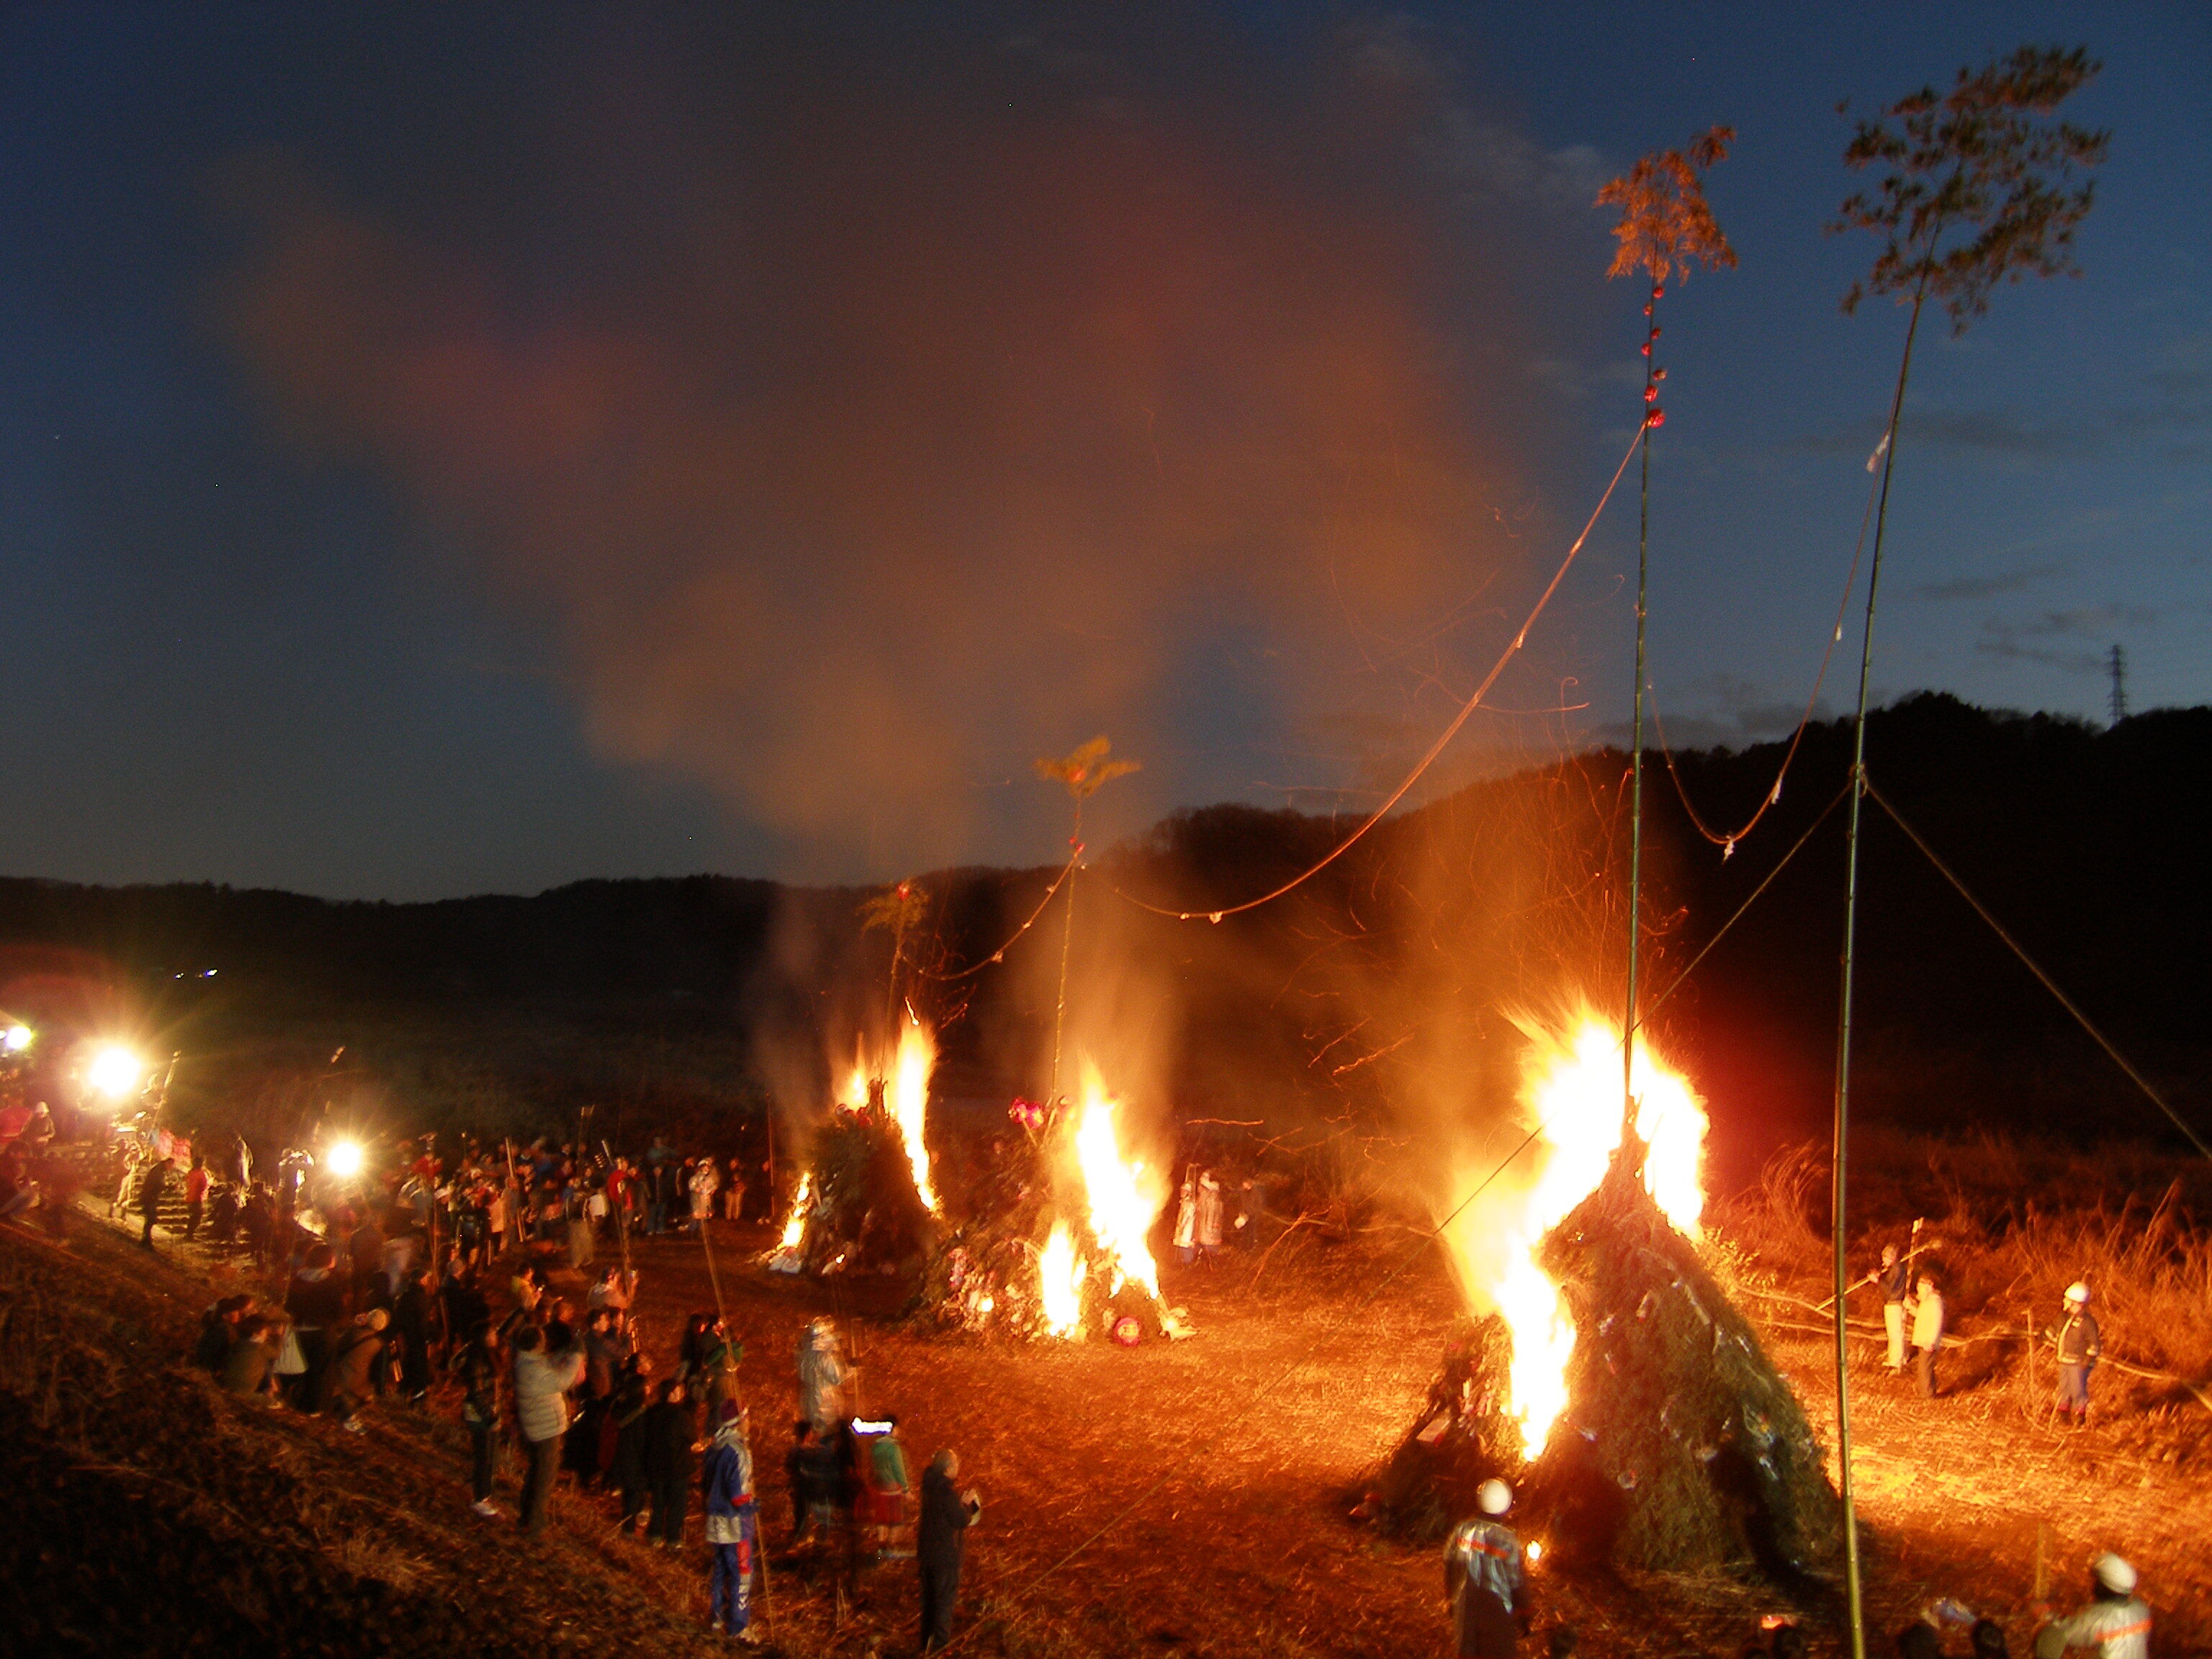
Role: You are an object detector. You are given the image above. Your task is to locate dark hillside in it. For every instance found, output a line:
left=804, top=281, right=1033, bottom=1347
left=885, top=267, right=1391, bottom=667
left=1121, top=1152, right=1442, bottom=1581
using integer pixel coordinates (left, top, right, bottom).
left=0, top=696, right=2203, bottom=1172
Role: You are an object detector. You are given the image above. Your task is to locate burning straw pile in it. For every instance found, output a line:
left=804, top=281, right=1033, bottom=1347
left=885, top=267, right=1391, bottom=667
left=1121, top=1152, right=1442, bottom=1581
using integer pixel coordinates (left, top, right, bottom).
left=769, top=1086, right=937, bottom=1277
left=1368, top=1141, right=1840, bottom=1575
left=908, top=1077, right=1184, bottom=1344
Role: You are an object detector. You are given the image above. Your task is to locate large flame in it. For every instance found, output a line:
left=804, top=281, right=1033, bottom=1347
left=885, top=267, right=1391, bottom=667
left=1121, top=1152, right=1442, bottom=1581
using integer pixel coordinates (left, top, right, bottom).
left=1038, top=1220, right=1084, bottom=1337
left=1440, top=1010, right=1707, bottom=1458
left=838, top=1016, right=939, bottom=1213
left=1073, top=1058, right=1166, bottom=1303
left=778, top=1172, right=814, bottom=1251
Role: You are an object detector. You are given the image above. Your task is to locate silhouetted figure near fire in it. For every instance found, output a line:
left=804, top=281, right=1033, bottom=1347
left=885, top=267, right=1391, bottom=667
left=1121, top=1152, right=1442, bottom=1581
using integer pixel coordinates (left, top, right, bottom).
left=1444, top=1478, right=1529, bottom=1659
left=918, top=1448, right=981, bottom=1653
left=135, top=1154, right=168, bottom=1247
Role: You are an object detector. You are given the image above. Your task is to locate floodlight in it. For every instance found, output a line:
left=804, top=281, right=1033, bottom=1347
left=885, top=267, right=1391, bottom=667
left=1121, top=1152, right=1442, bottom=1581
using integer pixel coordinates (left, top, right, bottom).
left=86, top=1044, right=144, bottom=1101
left=3, top=1025, right=30, bottom=1053
left=325, top=1140, right=364, bottom=1178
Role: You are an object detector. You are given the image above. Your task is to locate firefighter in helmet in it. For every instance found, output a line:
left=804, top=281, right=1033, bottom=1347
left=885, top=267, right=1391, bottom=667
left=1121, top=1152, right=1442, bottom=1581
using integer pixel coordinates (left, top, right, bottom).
left=1444, top=1478, right=1529, bottom=1658
left=2052, top=1282, right=2100, bottom=1426
left=2034, top=1553, right=2149, bottom=1659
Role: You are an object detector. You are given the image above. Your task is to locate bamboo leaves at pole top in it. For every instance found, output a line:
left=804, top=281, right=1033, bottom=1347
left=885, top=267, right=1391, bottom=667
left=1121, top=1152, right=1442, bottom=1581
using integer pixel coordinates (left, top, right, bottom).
left=1595, top=127, right=1735, bottom=1148
left=1824, top=45, right=2106, bottom=1659
left=1834, top=45, right=2108, bottom=333
left=859, top=878, right=930, bottom=1034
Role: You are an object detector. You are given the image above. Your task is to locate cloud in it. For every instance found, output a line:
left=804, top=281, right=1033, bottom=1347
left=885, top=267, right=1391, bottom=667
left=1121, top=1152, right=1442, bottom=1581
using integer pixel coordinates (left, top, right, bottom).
left=217, top=14, right=1551, bottom=876
left=1910, top=562, right=2069, bottom=601
left=1343, top=13, right=1609, bottom=211
left=1974, top=605, right=2162, bottom=673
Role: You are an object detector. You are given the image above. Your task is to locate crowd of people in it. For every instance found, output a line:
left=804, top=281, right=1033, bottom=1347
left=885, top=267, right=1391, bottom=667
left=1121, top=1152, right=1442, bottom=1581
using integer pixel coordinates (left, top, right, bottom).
left=163, top=1133, right=981, bottom=1649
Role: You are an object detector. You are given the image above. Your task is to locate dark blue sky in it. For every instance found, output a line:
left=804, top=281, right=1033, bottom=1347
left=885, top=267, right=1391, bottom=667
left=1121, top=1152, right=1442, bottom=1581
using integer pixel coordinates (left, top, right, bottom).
left=3, top=4, right=2203, bottom=899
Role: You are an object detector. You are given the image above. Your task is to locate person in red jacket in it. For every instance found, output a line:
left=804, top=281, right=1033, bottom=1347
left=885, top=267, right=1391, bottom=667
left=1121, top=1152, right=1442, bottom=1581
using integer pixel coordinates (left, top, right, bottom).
left=183, top=1154, right=210, bottom=1241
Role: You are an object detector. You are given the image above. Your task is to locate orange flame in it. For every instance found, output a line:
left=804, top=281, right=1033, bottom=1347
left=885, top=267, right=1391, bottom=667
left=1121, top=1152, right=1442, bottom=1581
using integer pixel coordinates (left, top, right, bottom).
left=1073, top=1058, right=1165, bottom=1303
left=838, top=1017, right=939, bottom=1213
left=1439, top=1009, right=1707, bottom=1458
left=1038, top=1220, right=1084, bottom=1337
left=778, top=1172, right=814, bottom=1251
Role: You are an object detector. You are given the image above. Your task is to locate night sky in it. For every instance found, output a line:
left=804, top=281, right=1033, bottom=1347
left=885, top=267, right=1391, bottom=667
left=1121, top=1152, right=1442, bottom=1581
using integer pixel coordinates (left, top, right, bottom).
left=4, top=4, right=2205, bottom=899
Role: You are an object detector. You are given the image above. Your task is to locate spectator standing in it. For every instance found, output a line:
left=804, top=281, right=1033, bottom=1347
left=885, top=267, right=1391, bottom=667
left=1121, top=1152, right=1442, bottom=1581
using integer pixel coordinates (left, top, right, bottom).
left=1879, top=1244, right=1910, bottom=1374
left=608, top=1355, right=652, bottom=1535
left=702, top=1400, right=760, bottom=1641
left=284, top=1242, right=349, bottom=1405
left=642, top=1377, right=696, bottom=1550
left=1910, top=1272, right=1946, bottom=1399
left=182, top=1154, right=209, bottom=1241
left=457, top=1321, right=504, bottom=1519
left=135, top=1155, right=169, bottom=1248
left=513, top=1324, right=585, bottom=1536
left=917, top=1449, right=981, bottom=1653
left=393, top=1268, right=436, bottom=1403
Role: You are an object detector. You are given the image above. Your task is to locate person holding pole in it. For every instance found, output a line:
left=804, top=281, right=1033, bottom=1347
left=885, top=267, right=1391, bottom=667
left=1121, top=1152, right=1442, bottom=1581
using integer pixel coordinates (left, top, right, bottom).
left=1879, top=1244, right=1910, bottom=1375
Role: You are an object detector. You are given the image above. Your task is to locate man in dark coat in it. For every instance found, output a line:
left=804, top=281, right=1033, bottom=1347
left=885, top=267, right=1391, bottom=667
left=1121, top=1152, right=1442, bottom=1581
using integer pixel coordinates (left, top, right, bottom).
left=608, top=1355, right=653, bottom=1534
left=135, top=1155, right=169, bottom=1246
left=917, top=1448, right=982, bottom=1653
left=641, top=1377, right=696, bottom=1548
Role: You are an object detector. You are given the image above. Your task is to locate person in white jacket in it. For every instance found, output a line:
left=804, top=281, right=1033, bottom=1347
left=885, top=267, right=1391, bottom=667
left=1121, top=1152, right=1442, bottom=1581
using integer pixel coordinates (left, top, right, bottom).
left=513, top=1325, right=586, bottom=1535
left=1908, top=1272, right=1946, bottom=1399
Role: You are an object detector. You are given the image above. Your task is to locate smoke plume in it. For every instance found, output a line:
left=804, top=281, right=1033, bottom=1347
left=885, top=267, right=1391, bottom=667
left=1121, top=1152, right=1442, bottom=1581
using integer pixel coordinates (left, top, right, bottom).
left=222, top=12, right=1571, bottom=876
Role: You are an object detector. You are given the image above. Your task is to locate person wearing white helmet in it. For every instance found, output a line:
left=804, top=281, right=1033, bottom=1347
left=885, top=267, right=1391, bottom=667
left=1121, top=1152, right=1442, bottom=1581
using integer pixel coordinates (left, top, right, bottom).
left=1444, top=1478, right=1529, bottom=1658
left=2053, top=1282, right=2101, bottom=1426
left=2033, top=1553, right=2149, bottom=1659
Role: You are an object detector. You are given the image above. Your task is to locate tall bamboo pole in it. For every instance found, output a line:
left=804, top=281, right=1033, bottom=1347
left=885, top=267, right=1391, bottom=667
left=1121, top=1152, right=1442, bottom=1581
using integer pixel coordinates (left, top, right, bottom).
left=1833, top=279, right=1927, bottom=1659
left=1625, top=280, right=1660, bottom=1143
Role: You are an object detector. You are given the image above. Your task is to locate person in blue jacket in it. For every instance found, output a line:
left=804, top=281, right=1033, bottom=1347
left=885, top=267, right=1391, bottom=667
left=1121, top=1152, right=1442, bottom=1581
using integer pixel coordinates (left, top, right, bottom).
left=702, top=1398, right=760, bottom=1642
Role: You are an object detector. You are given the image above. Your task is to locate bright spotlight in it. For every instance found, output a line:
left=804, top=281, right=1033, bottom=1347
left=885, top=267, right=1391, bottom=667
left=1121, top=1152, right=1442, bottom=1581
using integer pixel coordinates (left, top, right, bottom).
left=86, top=1045, right=144, bottom=1101
left=325, top=1140, right=364, bottom=1179
left=3, top=1025, right=30, bottom=1053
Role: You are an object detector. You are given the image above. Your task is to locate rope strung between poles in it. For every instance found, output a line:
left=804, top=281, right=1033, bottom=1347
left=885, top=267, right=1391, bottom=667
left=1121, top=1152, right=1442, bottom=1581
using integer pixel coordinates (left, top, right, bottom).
left=1109, top=423, right=1649, bottom=925
left=913, top=853, right=1079, bottom=981
left=1865, top=780, right=2212, bottom=1160
left=1640, top=779, right=1853, bottom=1027
left=1647, top=431, right=1885, bottom=859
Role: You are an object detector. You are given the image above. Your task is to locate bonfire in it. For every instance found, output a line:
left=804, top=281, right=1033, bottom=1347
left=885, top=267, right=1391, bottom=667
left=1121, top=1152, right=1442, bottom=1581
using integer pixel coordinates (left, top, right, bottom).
left=1364, top=1011, right=1840, bottom=1575
left=767, top=1019, right=940, bottom=1277
left=909, top=1059, right=1188, bottom=1344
